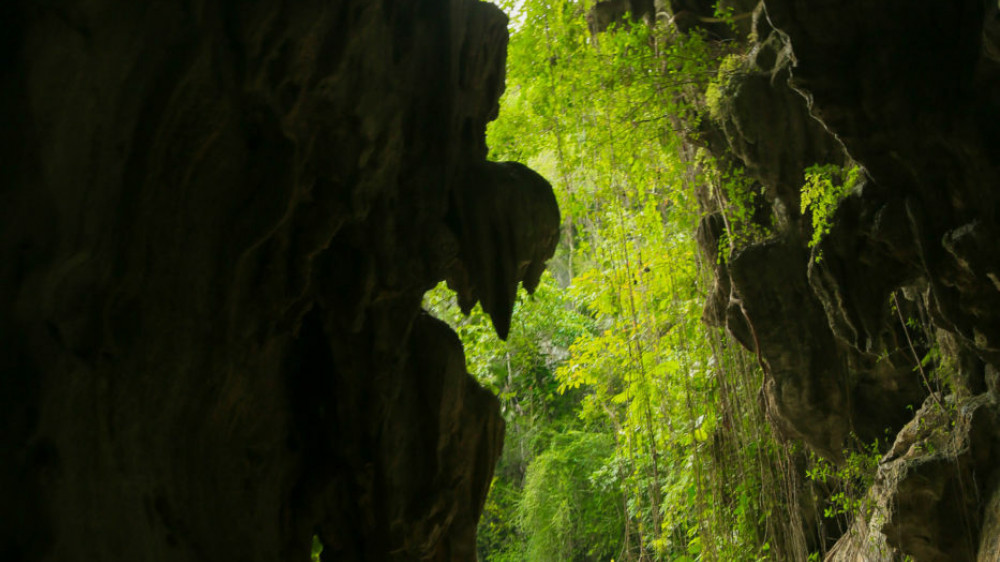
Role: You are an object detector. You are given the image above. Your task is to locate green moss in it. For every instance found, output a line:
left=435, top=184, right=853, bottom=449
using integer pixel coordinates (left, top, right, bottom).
left=705, top=54, right=749, bottom=122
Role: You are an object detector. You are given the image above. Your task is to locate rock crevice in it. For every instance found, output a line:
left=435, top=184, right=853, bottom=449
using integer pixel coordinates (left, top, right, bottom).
left=694, top=1, right=1000, bottom=559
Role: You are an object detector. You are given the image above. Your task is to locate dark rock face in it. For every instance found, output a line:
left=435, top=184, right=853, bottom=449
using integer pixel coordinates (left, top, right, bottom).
left=1, top=1, right=557, bottom=561
left=447, top=161, right=559, bottom=340
left=826, top=394, right=1000, bottom=562
left=696, top=0, right=1000, bottom=558
left=700, top=7, right=929, bottom=461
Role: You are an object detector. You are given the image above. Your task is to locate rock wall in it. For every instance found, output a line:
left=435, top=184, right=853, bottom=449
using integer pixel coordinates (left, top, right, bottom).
left=694, top=0, right=1000, bottom=559
left=0, top=1, right=557, bottom=561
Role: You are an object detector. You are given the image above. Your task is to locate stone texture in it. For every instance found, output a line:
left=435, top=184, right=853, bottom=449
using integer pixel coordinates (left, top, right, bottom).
left=446, top=161, right=560, bottom=340
left=691, top=0, right=1000, bottom=558
left=827, top=394, right=1000, bottom=562
left=0, top=1, right=557, bottom=561
left=697, top=9, right=929, bottom=462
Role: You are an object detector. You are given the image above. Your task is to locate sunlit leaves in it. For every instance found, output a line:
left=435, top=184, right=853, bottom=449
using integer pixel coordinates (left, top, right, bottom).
left=426, top=1, right=802, bottom=560
left=484, top=2, right=728, bottom=557
left=800, top=164, right=862, bottom=252
left=520, top=431, right=623, bottom=561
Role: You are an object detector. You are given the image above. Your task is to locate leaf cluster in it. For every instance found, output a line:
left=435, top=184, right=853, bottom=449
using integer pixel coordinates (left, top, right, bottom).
left=800, top=164, right=862, bottom=253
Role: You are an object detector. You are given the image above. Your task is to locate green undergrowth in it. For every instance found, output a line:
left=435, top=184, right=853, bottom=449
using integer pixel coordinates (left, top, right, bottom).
left=422, top=1, right=860, bottom=560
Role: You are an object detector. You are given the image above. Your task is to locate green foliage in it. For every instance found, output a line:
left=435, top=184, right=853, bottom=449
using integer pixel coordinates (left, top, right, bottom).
left=805, top=437, right=882, bottom=535
left=425, top=274, right=591, bottom=421
left=800, top=164, right=862, bottom=252
left=520, top=431, right=623, bottom=561
left=425, top=274, right=604, bottom=560
left=426, top=1, right=815, bottom=560
left=477, top=477, right=527, bottom=562
left=311, top=535, right=322, bottom=562
left=702, top=155, right=773, bottom=257
left=705, top=54, right=747, bottom=121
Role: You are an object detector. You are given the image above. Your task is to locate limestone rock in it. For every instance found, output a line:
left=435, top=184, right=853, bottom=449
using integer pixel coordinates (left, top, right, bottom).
left=699, top=16, right=928, bottom=463
left=0, top=1, right=555, bottom=560
left=828, top=394, right=1000, bottom=562
left=693, top=0, right=1000, bottom=556
left=446, top=161, right=560, bottom=340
